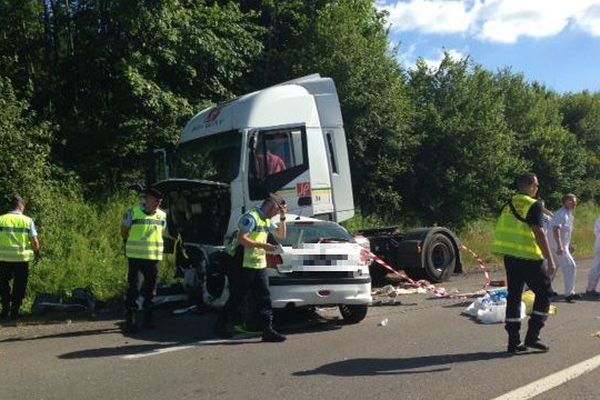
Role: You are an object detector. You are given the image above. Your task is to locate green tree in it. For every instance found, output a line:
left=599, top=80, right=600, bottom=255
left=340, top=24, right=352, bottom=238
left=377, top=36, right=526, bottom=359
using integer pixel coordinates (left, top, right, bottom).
left=561, top=92, right=600, bottom=202
left=405, top=56, right=523, bottom=226
left=496, top=71, right=586, bottom=207
left=1, top=0, right=264, bottom=192
left=0, top=77, right=52, bottom=212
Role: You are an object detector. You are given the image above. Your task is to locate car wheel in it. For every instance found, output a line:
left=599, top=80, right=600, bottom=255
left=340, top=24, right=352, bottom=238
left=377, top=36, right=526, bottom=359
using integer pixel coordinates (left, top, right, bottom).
left=422, top=233, right=456, bottom=283
left=339, top=304, right=368, bottom=324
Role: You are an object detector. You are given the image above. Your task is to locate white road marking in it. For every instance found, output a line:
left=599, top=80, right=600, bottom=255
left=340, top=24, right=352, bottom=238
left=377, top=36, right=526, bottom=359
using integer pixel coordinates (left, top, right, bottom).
left=122, top=337, right=258, bottom=360
left=491, top=353, right=600, bottom=400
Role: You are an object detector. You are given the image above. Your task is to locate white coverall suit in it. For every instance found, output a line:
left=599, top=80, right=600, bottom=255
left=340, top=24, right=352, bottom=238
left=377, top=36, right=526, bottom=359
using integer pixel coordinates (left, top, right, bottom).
left=549, top=207, right=576, bottom=296
left=585, top=218, right=600, bottom=293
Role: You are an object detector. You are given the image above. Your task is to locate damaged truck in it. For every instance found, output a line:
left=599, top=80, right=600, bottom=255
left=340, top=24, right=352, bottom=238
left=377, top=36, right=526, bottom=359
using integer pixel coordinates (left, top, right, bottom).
left=146, top=74, right=462, bottom=323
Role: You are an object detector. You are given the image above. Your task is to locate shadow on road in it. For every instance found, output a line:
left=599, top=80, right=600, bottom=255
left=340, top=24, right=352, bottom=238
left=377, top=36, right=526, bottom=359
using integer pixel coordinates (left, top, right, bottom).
left=54, top=309, right=343, bottom=359
left=293, top=351, right=513, bottom=377
left=0, top=326, right=122, bottom=343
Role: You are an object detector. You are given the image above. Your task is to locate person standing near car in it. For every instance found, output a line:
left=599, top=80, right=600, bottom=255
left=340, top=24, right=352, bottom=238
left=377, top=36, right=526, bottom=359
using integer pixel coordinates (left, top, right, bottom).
left=0, top=195, right=41, bottom=321
left=492, top=173, right=556, bottom=353
left=121, top=187, right=166, bottom=333
left=549, top=194, right=578, bottom=302
left=215, top=193, right=288, bottom=342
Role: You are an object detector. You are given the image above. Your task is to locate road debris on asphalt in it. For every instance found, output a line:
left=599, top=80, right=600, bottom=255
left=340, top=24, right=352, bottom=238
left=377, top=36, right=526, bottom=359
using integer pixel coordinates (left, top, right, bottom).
left=31, top=288, right=96, bottom=316
left=378, top=318, right=389, bottom=327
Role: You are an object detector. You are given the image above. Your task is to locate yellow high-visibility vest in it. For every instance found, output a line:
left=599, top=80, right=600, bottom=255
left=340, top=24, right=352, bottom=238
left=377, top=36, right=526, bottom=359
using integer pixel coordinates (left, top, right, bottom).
left=492, top=194, right=544, bottom=260
left=242, top=208, right=271, bottom=269
left=0, top=213, right=34, bottom=262
left=125, top=205, right=166, bottom=261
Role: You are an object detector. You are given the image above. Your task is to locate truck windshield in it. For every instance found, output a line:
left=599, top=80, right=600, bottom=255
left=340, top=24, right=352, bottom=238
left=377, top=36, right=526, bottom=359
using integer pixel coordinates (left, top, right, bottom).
left=174, top=131, right=241, bottom=183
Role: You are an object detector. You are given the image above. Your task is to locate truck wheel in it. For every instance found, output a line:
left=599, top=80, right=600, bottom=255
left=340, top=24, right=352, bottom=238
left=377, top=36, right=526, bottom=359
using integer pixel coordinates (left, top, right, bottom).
left=422, top=233, right=456, bottom=283
left=339, top=304, right=368, bottom=324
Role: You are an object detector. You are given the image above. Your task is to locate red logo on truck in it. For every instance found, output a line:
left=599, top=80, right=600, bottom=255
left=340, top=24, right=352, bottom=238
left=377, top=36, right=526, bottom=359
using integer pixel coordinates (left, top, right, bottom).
left=296, top=182, right=311, bottom=197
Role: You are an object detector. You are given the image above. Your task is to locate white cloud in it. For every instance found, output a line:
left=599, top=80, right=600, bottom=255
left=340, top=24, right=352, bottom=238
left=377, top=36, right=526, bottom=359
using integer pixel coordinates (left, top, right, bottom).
left=574, top=2, right=600, bottom=36
left=378, top=0, right=600, bottom=43
left=380, top=0, right=473, bottom=34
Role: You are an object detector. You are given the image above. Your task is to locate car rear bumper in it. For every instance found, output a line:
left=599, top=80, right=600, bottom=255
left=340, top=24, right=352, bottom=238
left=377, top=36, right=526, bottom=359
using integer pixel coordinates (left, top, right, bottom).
left=269, top=278, right=372, bottom=308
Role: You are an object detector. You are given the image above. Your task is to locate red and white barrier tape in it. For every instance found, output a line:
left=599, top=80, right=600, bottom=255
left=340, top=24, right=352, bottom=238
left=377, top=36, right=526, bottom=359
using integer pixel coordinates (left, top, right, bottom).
left=366, top=249, right=448, bottom=297
left=368, top=243, right=503, bottom=298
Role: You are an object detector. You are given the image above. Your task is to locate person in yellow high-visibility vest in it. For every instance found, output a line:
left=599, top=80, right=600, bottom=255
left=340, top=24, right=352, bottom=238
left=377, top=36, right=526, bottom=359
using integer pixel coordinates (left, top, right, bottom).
left=492, top=173, right=556, bottom=354
left=0, top=195, right=41, bottom=321
left=215, top=193, right=288, bottom=342
left=120, top=188, right=166, bottom=333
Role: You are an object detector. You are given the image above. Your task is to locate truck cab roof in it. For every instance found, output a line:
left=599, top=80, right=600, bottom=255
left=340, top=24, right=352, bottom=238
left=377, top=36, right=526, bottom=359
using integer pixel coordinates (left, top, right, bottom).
left=181, top=74, right=344, bottom=143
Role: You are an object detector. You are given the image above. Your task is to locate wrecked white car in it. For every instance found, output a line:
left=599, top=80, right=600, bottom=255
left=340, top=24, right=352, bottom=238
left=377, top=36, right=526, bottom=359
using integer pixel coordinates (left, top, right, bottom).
left=174, top=214, right=371, bottom=324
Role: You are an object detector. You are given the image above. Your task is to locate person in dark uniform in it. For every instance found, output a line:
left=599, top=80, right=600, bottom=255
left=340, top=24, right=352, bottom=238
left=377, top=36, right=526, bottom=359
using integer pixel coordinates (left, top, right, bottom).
left=0, top=195, right=41, bottom=321
left=121, top=188, right=167, bottom=333
left=492, top=173, right=556, bottom=353
left=215, top=193, right=288, bottom=342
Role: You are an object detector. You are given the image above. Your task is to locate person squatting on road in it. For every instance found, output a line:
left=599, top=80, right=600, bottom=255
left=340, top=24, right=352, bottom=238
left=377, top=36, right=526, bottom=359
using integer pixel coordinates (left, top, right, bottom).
left=215, top=193, right=288, bottom=342
left=549, top=194, right=579, bottom=302
left=120, top=188, right=167, bottom=333
left=0, top=195, right=41, bottom=321
left=492, top=173, right=556, bottom=354
left=584, top=216, right=600, bottom=298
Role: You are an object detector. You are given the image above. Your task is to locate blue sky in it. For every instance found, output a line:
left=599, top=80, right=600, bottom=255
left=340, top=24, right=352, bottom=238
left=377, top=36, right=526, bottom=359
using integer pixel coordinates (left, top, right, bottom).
left=377, top=0, right=600, bottom=93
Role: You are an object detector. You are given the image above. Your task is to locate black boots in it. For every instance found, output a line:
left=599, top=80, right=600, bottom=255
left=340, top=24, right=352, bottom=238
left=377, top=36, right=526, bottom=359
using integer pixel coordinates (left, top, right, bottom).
left=524, top=339, right=550, bottom=351
left=524, top=330, right=549, bottom=351
left=524, top=317, right=549, bottom=352
left=262, top=327, right=286, bottom=342
left=506, top=316, right=549, bottom=353
left=505, top=323, right=523, bottom=354
left=125, top=310, right=139, bottom=333
left=0, top=307, right=8, bottom=321
left=143, top=309, right=155, bottom=330
left=125, top=308, right=157, bottom=333
left=507, top=341, right=527, bottom=354
left=506, top=331, right=526, bottom=354
left=1, top=307, right=21, bottom=322
left=9, top=307, right=20, bottom=321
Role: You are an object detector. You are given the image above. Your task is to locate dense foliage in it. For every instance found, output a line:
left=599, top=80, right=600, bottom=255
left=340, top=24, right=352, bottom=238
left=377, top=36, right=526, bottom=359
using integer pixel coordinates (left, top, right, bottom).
left=1, top=0, right=600, bottom=302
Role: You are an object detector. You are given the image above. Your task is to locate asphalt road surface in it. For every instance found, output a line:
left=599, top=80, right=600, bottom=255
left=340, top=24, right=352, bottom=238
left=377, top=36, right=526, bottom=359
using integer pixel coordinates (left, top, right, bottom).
left=2, top=260, right=600, bottom=400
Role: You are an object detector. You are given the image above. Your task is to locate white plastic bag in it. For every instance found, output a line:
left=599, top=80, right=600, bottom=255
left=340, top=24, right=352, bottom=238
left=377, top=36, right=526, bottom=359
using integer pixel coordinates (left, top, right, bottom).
left=477, top=302, right=506, bottom=324
left=463, top=294, right=526, bottom=324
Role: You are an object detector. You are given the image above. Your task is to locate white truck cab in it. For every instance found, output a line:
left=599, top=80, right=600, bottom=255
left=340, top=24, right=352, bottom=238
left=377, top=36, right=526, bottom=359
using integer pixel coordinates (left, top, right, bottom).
left=149, top=75, right=374, bottom=323
left=150, top=74, right=355, bottom=250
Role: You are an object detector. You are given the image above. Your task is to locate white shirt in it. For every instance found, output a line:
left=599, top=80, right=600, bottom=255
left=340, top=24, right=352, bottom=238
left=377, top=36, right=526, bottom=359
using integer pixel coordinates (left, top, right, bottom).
left=550, top=207, right=574, bottom=249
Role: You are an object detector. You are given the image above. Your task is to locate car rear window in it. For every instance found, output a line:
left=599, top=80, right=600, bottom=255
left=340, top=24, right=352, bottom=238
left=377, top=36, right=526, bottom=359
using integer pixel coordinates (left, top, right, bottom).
left=277, top=221, right=355, bottom=247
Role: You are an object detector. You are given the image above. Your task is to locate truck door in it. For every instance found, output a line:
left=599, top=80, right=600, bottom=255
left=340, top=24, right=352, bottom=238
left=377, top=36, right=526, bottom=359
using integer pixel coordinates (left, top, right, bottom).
left=247, top=126, right=310, bottom=211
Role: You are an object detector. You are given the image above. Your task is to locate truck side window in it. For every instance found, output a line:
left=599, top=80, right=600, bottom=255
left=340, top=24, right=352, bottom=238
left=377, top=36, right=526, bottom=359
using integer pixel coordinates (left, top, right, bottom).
left=249, top=127, right=308, bottom=200
left=326, top=132, right=339, bottom=174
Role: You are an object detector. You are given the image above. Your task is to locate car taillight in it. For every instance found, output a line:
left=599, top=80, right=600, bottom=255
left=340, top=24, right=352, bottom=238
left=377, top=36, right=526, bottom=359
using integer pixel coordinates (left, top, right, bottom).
left=359, top=248, right=372, bottom=266
left=266, top=254, right=283, bottom=268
